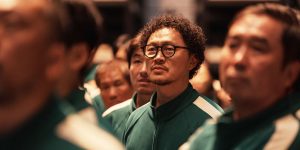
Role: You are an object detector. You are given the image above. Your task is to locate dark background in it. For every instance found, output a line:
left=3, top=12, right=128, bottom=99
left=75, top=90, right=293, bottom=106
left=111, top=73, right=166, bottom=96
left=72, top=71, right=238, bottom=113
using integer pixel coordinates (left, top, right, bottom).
left=95, top=0, right=300, bottom=47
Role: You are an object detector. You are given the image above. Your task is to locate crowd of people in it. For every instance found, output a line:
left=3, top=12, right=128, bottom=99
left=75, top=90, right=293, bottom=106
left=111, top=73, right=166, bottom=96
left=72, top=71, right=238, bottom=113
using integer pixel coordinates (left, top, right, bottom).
left=0, top=0, right=299, bottom=150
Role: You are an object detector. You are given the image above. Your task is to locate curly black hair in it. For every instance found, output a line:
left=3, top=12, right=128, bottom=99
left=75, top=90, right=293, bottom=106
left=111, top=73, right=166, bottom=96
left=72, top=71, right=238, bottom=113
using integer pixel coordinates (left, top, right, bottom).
left=139, top=14, right=206, bottom=79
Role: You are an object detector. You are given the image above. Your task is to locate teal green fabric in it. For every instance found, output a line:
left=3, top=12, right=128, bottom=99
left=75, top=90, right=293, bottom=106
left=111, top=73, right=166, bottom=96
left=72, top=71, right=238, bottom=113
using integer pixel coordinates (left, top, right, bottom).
left=189, top=92, right=300, bottom=150
left=0, top=95, right=81, bottom=150
left=92, top=94, right=106, bottom=117
left=65, top=88, right=89, bottom=111
left=65, top=88, right=114, bottom=134
left=123, top=84, right=223, bottom=150
left=104, top=93, right=137, bottom=140
left=83, top=64, right=98, bottom=83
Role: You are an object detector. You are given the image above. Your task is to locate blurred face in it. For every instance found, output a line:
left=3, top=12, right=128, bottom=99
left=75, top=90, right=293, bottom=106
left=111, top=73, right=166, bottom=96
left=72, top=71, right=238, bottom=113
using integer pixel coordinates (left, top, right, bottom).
left=98, top=69, right=133, bottom=108
left=130, top=49, right=155, bottom=94
left=0, top=0, right=58, bottom=103
left=145, top=27, right=195, bottom=85
left=220, top=14, right=293, bottom=105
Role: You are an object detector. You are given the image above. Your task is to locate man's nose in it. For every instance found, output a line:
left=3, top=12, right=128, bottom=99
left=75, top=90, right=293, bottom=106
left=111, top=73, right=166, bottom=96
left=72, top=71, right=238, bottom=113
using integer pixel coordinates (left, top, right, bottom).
left=140, top=61, right=148, bottom=77
left=109, top=87, right=117, bottom=100
left=153, top=49, right=165, bottom=64
left=232, top=46, right=248, bottom=71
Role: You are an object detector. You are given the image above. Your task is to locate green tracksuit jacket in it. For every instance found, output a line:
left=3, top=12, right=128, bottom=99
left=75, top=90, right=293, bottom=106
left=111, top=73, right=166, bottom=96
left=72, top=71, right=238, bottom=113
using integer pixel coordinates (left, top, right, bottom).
left=186, top=92, right=300, bottom=150
left=0, top=95, right=81, bottom=150
left=65, top=88, right=113, bottom=133
left=103, top=93, right=137, bottom=139
left=123, top=84, right=223, bottom=150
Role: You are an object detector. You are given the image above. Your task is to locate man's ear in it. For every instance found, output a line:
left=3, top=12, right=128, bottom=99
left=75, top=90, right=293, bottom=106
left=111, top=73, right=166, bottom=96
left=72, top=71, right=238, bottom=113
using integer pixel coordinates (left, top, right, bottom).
left=283, top=61, right=300, bottom=89
left=188, top=54, right=199, bottom=71
left=45, top=43, right=66, bottom=82
left=67, top=43, right=89, bottom=72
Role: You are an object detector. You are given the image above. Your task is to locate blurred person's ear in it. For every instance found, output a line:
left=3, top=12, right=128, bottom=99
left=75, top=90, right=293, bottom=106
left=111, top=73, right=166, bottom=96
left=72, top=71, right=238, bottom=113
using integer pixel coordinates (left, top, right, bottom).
left=45, top=43, right=66, bottom=82
left=283, top=61, right=300, bottom=89
left=68, top=43, right=89, bottom=72
left=188, top=54, right=199, bottom=71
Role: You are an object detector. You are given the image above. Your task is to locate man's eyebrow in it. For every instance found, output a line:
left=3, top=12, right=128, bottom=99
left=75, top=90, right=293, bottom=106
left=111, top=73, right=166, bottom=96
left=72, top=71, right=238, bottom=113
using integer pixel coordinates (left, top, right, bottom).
left=249, top=37, right=268, bottom=45
left=147, top=41, right=175, bottom=46
left=0, top=11, right=14, bottom=18
left=226, top=35, right=268, bottom=45
left=226, top=35, right=241, bottom=41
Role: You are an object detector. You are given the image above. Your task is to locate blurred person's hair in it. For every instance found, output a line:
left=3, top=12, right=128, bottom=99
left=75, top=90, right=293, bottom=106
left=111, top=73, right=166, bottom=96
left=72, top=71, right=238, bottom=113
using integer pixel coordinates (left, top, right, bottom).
left=126, top=33, right=142, bottom=68
left=62, top=0, right=103, bottom=81
left=95, top=59, right=131, bottom=87
left=139, top=14, right=206, bottom=79
left=35, top=0, right=69, bottom=42
left=113, top=34, right=131, bottom=55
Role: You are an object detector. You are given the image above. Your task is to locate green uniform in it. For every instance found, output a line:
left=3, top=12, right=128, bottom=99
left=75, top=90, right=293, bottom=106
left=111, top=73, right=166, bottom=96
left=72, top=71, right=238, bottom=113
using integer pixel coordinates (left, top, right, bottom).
left=83, top=64, right=98, bottom=83
left=92, top=95, right=106, bottom=118
left=103, top=93, right=137, bottom=139
left=65, top=88, right=113, bottom=133
left=123, top=84, right=223, bottom=150
left=0, top=95, right=81, bottom=150
left=83, top=64, right=106, bottom=117
left=186, top=92, right=300, bottom=150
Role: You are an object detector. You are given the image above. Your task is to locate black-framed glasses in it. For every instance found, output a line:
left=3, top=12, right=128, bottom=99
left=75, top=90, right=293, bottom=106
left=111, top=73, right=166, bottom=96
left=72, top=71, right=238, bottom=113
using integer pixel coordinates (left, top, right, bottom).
left=142, top=44, right=188, bottom=59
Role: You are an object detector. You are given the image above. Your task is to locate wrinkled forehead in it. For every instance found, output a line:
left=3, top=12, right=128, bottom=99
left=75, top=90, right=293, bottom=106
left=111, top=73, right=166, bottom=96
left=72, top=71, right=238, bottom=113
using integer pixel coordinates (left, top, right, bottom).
left=228, top=14, right=284, bottom=40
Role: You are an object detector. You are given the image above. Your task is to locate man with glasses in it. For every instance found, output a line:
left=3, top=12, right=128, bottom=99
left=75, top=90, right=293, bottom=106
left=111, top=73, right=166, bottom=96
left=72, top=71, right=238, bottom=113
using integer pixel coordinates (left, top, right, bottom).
left=123, top=14, right=223, bottom=150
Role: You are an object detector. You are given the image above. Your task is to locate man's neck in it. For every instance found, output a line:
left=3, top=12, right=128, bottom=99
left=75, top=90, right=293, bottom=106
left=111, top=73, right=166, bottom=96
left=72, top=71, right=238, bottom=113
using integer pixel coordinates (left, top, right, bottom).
left=136, top=93, right=152, bottom=108
left=155, top=78, right=189, bottom=108
left=233, top=94, right=285, bottom=121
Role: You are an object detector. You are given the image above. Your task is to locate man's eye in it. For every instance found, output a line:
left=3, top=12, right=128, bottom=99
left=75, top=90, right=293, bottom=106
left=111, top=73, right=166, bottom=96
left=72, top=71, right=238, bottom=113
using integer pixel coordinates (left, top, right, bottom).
left=100, top=84, right=110, bottom=90
left=114, top=80, right=125, bottom=87
left=133, top=60, right=142, bottom=64
left=226, top=41, right=240, bottom=50
left=3, top=18, right=28, bottom=31
left=147, top=47, right=156, bottom=52
left=251, top=43, right=268, bottom=53
left=163, top=45, right=175, bottom=51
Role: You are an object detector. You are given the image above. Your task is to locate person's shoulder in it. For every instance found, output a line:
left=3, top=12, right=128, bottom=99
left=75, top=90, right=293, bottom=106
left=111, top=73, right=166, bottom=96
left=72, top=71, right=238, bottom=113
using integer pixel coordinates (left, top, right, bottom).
left=102, top=99, right=132, bottom=117
left=192, top=94, right=223, bottom=119
left=57, top=113, right=124, bottom=150
left=130, top=102, right=150, bottom=117
left=179, top=119, right=218, bottom=150
left=125, top=102, right=150, bottom=127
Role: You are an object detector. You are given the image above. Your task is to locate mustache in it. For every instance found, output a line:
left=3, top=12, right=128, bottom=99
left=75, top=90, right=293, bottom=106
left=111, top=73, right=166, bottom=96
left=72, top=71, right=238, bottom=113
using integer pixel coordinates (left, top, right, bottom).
left=150, top=65, right=168, bottom=71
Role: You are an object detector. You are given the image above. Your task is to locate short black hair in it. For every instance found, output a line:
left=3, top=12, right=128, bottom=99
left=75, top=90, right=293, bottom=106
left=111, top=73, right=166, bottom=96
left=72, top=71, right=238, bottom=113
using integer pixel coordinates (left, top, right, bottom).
left=126, top=33, right=142, bottom=68
left=62, top=0, right=103, bottom=50
left=62, top=0, right=103, bottom=82
left=139, top=14, right=206, bottom=79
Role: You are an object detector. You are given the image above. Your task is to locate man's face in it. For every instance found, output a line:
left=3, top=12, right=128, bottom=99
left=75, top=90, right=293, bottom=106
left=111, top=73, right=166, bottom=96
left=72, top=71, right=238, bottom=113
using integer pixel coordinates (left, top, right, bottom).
left=130, top=49, right=155, bottom=94
left=0, top=0, right=57, bottom=102
left=220, top=14, right=292, bottom=105
left=145, top=27, right=194, bottom=85
left=98, top=69, right=133, bottom=108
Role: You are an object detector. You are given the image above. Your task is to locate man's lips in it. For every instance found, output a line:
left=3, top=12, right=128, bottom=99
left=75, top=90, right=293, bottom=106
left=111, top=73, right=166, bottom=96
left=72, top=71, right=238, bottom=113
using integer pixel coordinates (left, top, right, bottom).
left=225, top=76, right=248, bottom=84
left=138, top=78, right=150, bottom=83
left=151, top=65, right=167, bottom=71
